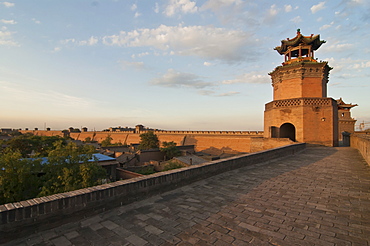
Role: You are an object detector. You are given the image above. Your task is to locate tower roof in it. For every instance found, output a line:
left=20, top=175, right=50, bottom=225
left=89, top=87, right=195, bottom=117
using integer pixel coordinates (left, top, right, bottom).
left=336, top=98, right=358, bottom=109
left=274, top=29, right=326, bottom=55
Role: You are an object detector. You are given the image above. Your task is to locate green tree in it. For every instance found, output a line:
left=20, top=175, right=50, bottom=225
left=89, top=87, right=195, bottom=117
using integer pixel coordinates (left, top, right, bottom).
left=101, top=135, right=113, bottom=147
left=138, top=131, right=159, bottom=150
left=0, top=150, right=42, bottom=204
left=38, top=142, right=106, bottom=197
left=4, top=134, right=66, bottom=157
left=162, top=161, right=185, bottom=171
left=160, top=141, right=181, bottom=160
left=0, top=140, right=107, bottom=204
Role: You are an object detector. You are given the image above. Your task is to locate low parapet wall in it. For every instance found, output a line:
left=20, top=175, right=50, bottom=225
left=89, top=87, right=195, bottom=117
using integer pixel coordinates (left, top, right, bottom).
left=350, top=133, right=370, bottom=165
left=0, top=143, right=305, bottom=243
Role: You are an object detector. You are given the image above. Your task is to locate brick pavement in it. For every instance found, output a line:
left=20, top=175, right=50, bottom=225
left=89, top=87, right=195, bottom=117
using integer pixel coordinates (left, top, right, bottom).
left=4, top=147, right=370, bottom=245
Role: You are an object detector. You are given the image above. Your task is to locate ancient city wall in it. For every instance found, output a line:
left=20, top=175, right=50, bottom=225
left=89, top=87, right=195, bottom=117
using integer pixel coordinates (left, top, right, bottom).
left=350, top=133, right=370, bottom=165
left=0, top=143, right=306, bottom=242
left=19, top=130, right=66, bottom=137
left=23, top=130, right=269, bottom=153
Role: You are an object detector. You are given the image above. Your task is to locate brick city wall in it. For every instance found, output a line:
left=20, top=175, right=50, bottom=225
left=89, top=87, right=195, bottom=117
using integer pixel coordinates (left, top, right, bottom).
left=22, top=130, right=266, bottom=153
left=350, top=133, right=370, bottom=165
left=0, top=143, right=305, bottom=241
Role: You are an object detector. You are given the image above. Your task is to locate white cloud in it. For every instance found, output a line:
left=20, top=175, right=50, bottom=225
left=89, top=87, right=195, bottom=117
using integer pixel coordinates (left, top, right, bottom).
left=154, top=3, right=159, bottom=13
left=53, top=47, right=61, bottom=52
left=216, top=91, right=240, bottom=97
left=61, top=38, right=76, bottom=44
left=119, top=60, right=145, bottom=70
left=0, top=19, right=16, bottom=25
left=203, top=62, right=212, bottom=66
left=290, top=16, right=302, bottom=24
left=284, top=5, right=292, bottom=12
left=102, top=24, right=256, bottom=63
left=1, top=2, right=14, bottom=7
left=134, top=12, right=141, bottom=18
left=61, top=36, right=98, bottom=46
left=317, top=17, right=323, bottom=22
left=264, top=4, right=279, bottom=24
left=319, top=21, right=334, bottom=30
left=348, top=0, right=364, bottom=6
left=222, top=71, right=270, bottom=84
left=0, top=81, right=92, bottom=108
left=323, top=42, right=352, bottom=52
left=150, top=69, right=213, bottom=89
left=198, top=90, right=240, bottom=97
left=201, top=0, right=242, bottom=11
left=0, top=30, right=18, bottom=46
left=79, top=36, right=98, bottom=46
left=131, top=52, right=150, bottom=58
left=198, top=90, right=214, bottom=96
left=311, top=2, right=326, bottom=14
left=32, top=18, right=41, bottom=24
left=351, top=61, right=370, bottom=69
left=269, top=4, right=278, bottom=16
left=131, top=4, right=137, bottom=11
left=164, top=0, right=198, bottom=16
left=323, top=57, right=370, bottom=77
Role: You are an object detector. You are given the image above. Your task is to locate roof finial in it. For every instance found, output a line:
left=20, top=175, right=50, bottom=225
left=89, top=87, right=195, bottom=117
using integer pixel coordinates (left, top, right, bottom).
left=297, top=28, right=301, bottom=34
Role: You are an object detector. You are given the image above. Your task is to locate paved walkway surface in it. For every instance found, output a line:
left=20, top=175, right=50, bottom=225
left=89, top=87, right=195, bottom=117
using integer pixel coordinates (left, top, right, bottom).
left=4, top=147, right=370, bottom=246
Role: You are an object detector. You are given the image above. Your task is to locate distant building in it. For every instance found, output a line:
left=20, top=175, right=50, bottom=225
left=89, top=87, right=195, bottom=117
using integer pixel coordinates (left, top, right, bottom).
left=336, top=98, right=357, bottom=140
left=32, top=153, right=119, bottom=181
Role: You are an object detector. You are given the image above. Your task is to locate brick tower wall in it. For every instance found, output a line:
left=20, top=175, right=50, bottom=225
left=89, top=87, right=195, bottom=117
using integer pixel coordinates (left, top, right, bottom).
left=264, top=98, right=338, bottom=146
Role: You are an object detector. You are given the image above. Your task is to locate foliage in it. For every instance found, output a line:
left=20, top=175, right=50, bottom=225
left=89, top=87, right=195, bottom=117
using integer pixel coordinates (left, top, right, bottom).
left=0, top=150, right=42, bottom=204
left=101, top=135, right=113, bottom=147
left=2, top=133, right=67, bottom=158
left=136, top=166, right=156, bottom=175
left=0, top=142, right=106, bottom=204
left=160, top=141, right=181, bottom=160
left=10, top=131, right=22, bottom=137
left=138, top=131, right=159, bottom=150
left=38, top=142, right=106, bottom=196
left=162, top=161, right=185, bottom=171
left=100, top=135, right=122, bottom=147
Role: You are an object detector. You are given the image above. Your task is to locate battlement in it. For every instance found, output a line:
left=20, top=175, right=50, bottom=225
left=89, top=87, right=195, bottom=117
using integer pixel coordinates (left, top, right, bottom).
left=153, top=130, right=263, bottom=135
left=265, top=97, right=335, bottom=110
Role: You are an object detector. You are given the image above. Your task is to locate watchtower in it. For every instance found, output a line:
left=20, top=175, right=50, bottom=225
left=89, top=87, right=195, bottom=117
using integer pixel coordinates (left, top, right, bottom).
left=336, top=98, right=357, bottom=140
left=264, top=29, right=338, bottom=146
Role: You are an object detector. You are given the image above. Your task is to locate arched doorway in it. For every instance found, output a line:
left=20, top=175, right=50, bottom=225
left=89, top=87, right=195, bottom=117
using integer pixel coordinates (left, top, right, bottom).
left=280, top=123, right=296, bottom=141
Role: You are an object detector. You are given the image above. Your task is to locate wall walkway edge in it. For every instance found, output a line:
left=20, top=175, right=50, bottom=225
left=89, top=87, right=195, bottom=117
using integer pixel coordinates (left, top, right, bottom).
left=0, top=143, right=306, bottom=241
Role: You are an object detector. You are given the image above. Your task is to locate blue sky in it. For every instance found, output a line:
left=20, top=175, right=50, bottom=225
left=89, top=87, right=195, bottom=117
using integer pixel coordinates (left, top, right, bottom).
left=0, top=0, right=369, bottom=131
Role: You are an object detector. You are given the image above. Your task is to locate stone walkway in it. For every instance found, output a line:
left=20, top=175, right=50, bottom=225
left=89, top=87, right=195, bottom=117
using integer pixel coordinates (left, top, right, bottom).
left=4, top=147, right=370, bottom=246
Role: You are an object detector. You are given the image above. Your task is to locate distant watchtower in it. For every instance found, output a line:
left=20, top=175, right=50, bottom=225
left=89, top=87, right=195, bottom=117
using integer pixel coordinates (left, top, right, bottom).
left=264, top=30, right=338, bottom=146
left=336, top=98, right=357, bottom=140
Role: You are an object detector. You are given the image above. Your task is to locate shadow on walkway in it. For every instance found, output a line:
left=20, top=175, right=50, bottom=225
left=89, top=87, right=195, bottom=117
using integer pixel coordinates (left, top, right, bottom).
left=6, top=147, right=370, bottom=245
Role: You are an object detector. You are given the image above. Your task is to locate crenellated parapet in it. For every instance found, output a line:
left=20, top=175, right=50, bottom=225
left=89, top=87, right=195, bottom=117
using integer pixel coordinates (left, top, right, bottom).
left=152, top=130, right=263, bottom=135
left=265, top=97, right=335, bottom=110
left=269, top=61, right=332, bottom=86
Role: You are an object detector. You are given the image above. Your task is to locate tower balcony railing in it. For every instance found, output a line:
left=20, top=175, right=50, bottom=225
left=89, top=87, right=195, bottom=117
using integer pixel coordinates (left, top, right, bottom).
left=283, top=57, right=316, bottom=65
left=265, top=97, right=334, bottom=110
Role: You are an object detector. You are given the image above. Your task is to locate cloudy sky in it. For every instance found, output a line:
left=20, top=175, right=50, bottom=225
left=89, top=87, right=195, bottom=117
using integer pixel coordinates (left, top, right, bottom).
left=0, top=0, right=369, bottom=131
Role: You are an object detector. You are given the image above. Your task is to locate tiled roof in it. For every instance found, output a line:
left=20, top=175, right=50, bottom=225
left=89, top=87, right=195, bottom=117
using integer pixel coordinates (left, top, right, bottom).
left=274, top=31, right=326, bottom=55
